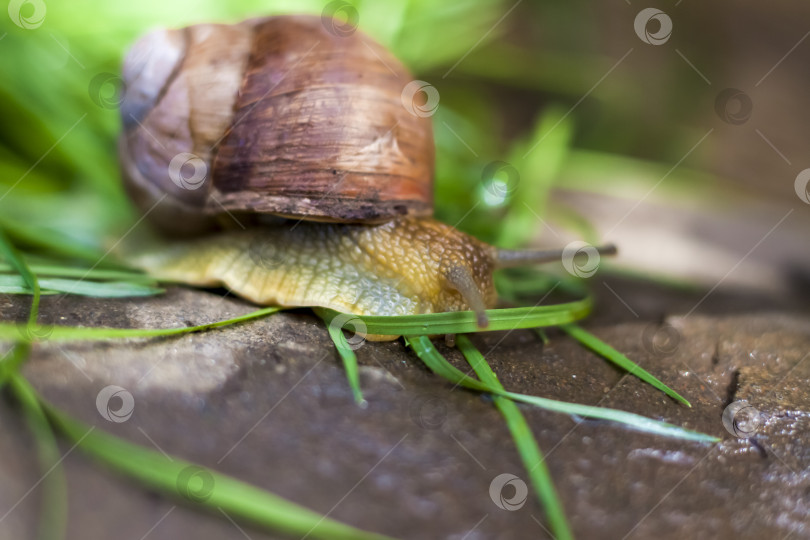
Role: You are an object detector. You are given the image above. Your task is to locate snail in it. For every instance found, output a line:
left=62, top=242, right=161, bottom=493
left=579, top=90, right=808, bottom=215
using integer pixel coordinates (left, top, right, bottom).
left=118, top=15, right=616, bottom=340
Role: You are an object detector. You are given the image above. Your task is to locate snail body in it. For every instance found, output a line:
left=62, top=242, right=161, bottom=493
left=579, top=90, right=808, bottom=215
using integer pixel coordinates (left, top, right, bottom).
left=131, top=217, right=496, bottom=339
left=129, top=217, right=615, bottom=339
left=119, top=16, right=616, bottom=339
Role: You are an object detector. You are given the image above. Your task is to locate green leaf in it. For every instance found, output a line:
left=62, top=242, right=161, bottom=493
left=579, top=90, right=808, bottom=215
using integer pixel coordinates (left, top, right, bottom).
left=315, top=296, right=592, bottom=337
left=0, top=274, right=163, bottom=297
left=0, top=340, right=30, bottom=388
left=403, top=335, right=717, bottom=443
left=15, top=378, right=393, bottom=540
left=7, top=365, right=67, bottom=540
left=456, top=335, right=573, bottom=540
left=0, top=262, right=157, bottom=282
left=0, top=227, right=41, bottom=328
left=322, top=314, right=367, bottom=407
left=559, top=323, right=691, bottom=407
left=0, top=307, right=282, bottom=342
left=0, top=217, right=105, bottom=263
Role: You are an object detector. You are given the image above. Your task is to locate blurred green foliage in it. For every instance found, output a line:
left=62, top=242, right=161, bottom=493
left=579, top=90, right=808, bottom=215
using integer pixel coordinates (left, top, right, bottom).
left=0, top=0, right=716, bottom=260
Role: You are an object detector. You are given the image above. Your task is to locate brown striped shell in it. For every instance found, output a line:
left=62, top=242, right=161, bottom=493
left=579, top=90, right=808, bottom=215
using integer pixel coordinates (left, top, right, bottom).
left=119, top=15, right=435, bottom=235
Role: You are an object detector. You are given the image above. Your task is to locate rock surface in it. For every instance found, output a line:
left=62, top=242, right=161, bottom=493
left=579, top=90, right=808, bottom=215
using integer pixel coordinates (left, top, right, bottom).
left=1, top=278, right=809, bottom=540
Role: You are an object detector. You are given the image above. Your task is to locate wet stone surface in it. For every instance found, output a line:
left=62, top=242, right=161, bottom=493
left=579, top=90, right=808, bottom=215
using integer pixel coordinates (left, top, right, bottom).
left=1, top=278, right=809, bottom=539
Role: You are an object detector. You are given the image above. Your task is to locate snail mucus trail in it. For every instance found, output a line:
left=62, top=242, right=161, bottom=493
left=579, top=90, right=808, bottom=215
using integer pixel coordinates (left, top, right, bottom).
left=118, top=15, right=617, bottom=340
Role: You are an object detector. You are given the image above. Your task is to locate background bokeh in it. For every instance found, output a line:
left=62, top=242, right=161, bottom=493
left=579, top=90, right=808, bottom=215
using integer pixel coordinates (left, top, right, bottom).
left=1, top=0, right=808, bottom=298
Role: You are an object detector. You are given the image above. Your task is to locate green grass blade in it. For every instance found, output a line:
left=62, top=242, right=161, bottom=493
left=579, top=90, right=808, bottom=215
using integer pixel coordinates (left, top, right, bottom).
left=0, top=341, right=29, bottom=388
left=322, top=316, right=367, bottom=407
left=404, top=336, right=717, bottom=443
left=315, top=297, right=592, bottom=337
left=20, top=382, right=393, bottom=540
left=0, top=262, right=157, bottom=283
left=7, top=365, right=67, bottom=540
left=559, top=323, right=691, bottom=407
left=0, top=307, right=282, bottom=342
left=404, top=335, right=491, bottom=392
left=0, top=227, right=41, bottom=328
left=456, top=335, right=572, bottom=540
left=0, top=285, right=61, bottom=295
left=0, top=274, right=163, bottom=297
left=0, top=218, right=104, bottom=263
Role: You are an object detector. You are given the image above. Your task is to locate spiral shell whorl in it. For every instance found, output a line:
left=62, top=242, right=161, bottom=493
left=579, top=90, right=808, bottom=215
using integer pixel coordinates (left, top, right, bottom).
left=118, top=15, right=434, bottom=235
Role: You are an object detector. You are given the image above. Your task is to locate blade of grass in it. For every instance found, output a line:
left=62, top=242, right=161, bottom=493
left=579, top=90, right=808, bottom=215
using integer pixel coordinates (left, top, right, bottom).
left=0, top=227, right=41, bottom=329
left=403, top=335, right=717, bottom=442
left=456, top=335, right=572, bottom=540
left=9, top=377, right=393, bottom=540
left=0, top=275, right=163, bottom=297
left=0, top=262, right=157, bottom=283
left=559, top=323, right=691, bottom=407
left=0, top=307, right=282, bottom=342
left=315, top=296, right=592, bottom=337
left=322, top=316, right=367, bottom=407
left=0, top=218, right=104, bottom=263
left=7, top=363, right=67, bottom=540
left=0, top=340, right=30, bottom=388
left=0, top=286, right=61, bottom=295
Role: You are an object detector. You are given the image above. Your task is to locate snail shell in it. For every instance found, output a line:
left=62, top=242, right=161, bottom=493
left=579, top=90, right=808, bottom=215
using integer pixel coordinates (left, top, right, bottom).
left=119, top=15, right=434, bottom=235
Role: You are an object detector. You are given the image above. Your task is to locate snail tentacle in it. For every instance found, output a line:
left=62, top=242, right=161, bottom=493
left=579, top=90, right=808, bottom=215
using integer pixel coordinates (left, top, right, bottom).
left=495, top=244, right=617, bottom=269
left=443, top=264, right=489, bottom=329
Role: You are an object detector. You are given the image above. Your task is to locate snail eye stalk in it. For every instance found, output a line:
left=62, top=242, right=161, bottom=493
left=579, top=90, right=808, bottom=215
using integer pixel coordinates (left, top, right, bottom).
left=495, top=244, right=618, bottom=269
left=444, top=264, right=489, bottom=329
